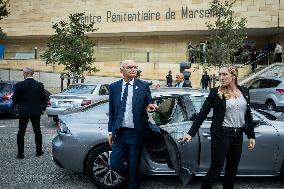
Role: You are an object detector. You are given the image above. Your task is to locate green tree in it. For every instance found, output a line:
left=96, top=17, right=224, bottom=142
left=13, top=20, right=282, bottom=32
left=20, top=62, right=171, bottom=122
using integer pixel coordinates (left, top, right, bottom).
left=205, top=0, right=247, bottom=68
left=0, top=0, right=10, bottom=39
left=42, top=12, right=98, bottom=77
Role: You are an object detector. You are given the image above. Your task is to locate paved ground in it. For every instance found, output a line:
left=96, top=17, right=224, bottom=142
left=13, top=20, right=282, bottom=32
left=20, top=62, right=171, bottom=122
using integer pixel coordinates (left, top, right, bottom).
left=0, top=114, right=283, bottom=189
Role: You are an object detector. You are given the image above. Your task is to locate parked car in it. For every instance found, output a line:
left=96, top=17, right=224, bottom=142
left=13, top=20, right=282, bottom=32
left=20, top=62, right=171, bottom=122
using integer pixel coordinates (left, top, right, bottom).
left=46, top=83, right=109, bottom=122
left=0, top=81, right=51, bottom=117
left=52, top=88, right=284, bottom=189
left=247, top=76, right=284, bottom=112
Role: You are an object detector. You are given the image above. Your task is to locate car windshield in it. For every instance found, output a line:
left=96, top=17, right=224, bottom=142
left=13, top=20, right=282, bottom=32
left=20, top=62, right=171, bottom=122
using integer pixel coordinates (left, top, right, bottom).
left=62, top=85, right=97, bottom=94
left=0, top=83, right=12, bottom=93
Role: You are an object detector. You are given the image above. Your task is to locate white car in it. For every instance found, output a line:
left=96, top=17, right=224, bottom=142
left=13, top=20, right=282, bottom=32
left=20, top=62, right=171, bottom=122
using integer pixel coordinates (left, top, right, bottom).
left=46, top=83, right=109, bottom=122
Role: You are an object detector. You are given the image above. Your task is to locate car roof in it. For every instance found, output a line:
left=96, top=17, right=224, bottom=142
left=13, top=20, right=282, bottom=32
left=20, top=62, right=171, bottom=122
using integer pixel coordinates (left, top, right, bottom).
left=151, top=87, right=209, bottom=97
left=68, top=83, right=101, bottom=86
left=255, top=76, right=284, bottom=81
left=0, top=81, right=18, bottom=84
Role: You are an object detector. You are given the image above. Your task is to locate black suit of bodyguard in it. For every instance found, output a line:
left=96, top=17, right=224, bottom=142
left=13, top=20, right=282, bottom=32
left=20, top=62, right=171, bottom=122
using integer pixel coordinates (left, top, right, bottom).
left=188, top=86, right=255, bottom=189
left=12, top=67, right=47, bottom=159
left=183, top=66, right=255, bottom=189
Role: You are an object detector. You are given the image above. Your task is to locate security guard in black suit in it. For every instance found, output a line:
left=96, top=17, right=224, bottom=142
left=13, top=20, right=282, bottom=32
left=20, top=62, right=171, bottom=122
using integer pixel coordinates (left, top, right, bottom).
left=12, top=67, right=47, bottom=159
left=182, top=66, right=256, bottom=189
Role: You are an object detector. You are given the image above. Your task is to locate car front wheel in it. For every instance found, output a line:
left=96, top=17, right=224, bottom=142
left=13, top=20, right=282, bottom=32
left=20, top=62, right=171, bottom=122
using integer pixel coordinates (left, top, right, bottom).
left=86, top=144, right=126, bottom=189
left=266, top=101, right=276, bottom=111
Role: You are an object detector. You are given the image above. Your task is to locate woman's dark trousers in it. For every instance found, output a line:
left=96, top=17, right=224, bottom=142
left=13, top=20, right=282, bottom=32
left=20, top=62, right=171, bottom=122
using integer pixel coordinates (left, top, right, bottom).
left=201, top=128, right=243, bottom=189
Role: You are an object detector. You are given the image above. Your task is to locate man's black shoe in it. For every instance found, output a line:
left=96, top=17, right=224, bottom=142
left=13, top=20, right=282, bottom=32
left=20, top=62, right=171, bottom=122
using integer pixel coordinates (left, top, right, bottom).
left=17, top=154, right=24, bottom=159
left=36, top=151, right=44, bottom=157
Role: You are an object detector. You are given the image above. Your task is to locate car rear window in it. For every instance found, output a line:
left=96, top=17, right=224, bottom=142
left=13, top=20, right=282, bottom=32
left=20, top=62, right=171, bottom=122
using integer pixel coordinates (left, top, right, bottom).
left=62, top=85, right=97, bottom=94
left=0, top=83, right=12, bottom=93
left=259, top=79, right=281, bottom=88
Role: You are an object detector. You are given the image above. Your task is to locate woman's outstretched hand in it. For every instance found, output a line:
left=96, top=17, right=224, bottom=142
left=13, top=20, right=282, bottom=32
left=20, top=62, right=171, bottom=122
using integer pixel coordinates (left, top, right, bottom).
left=180, top=134, right=193, bottom=142
left=248, top=138, right=256, bottom=151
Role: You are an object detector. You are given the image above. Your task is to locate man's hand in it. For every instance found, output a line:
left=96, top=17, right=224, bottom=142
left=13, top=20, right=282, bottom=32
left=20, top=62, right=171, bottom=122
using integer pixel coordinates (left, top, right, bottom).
left=147, top=103, right=158, bottom=112
left=108, top=134, right=113, bottom=146
left=248, top=138, right=256, bottom=151
left=180, top=134, right=193, bottom=142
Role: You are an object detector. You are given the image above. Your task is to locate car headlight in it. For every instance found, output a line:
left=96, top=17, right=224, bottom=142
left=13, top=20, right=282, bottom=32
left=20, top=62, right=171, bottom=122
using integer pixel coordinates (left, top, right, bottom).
left=58, top=121, right=71, bottom=134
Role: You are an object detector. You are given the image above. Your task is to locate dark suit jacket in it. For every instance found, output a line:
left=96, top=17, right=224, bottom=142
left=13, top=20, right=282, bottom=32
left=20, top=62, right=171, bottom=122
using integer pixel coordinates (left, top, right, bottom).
left=12, top=78, right=47, bottom=117
left=188, top=86, right=255, bottom=139
left=108, top=79, right=153, bottom=141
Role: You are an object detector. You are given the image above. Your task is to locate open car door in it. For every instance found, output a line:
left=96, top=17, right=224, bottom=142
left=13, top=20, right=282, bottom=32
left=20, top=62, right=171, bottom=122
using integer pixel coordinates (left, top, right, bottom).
left=150, top=96, right=200, bottom=186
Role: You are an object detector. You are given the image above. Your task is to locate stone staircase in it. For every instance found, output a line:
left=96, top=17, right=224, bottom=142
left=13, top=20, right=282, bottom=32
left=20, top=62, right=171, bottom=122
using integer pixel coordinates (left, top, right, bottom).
left=239, top=63, right=284, bottom=86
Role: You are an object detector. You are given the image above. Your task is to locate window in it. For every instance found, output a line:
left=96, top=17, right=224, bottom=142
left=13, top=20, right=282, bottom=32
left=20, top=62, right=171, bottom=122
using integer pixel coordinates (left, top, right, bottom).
left=190, top=95, right=213, bottom=120
left=183, top=96, right=197, bottom=119
left=267, top=79, right=281, bottom=88
left=0, top=83, right=12, bottom=93
left=99, top=85, right=109, bottom=95
left=62, top=84, right=97, bottom=94
left=249, top=79, right=261, bottom=89
left=259, top=79, right=281, bottom=88
left=152, top=97, right=186, bottom=125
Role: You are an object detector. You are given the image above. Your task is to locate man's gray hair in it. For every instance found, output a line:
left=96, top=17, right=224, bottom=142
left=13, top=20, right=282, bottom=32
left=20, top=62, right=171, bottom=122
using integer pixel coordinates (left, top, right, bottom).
left=23, top=67, right=34, bottom=75
left=120, top=60, right=135, bottom=69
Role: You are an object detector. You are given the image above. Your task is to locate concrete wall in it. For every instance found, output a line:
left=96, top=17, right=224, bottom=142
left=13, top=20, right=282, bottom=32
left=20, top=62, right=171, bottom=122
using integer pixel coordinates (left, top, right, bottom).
left=0, top=59, right=252, bottom=91
left=0, top=0, right=282, bottom=36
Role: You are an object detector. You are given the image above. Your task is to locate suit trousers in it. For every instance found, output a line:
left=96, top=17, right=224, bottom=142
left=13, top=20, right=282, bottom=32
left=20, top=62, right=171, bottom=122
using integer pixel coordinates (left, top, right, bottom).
left=201, top=127, right=243, bottom=189
left=17, top=116, right=42, bottom=155
left=110, top=128, right=144, bottom=189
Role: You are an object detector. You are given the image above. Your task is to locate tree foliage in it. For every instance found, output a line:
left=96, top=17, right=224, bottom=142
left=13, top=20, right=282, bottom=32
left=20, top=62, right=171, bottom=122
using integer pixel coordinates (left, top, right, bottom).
left=205, top=0, right=247, bottom=68
left=0, top=0, right=10, bottom=39
left=42, top=12, right=98, bottom=76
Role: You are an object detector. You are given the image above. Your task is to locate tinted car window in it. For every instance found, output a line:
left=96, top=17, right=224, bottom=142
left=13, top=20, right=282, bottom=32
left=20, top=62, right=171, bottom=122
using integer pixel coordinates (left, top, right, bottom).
left=249, top=79, right=261, bottom=89
left=152, top=97, right=186, bottom=125
left=269, top=79, right=281, bottom=87
left=0, top=83, right=12, bottom=93
left=190, top=95, right=213, bottom=120
left=259, top=79, right=280, bottom=88
left=99, top=85, right=109, bottom=95
left=183, top=96, right=197, bottom=119
left=62, top=85, right=97, bottom=94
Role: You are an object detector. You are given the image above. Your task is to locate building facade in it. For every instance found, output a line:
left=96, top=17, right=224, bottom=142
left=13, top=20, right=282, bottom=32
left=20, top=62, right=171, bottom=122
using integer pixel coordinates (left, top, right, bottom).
left=0, top=0, right=284, bottom=85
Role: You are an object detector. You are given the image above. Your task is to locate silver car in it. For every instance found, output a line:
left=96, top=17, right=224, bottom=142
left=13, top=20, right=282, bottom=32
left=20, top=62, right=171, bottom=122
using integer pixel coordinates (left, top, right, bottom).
left=248, top=76, right=284, bottom=112
left=46, top=83, right=109, bottom=122
left=52, top=88, right=284, bottom=189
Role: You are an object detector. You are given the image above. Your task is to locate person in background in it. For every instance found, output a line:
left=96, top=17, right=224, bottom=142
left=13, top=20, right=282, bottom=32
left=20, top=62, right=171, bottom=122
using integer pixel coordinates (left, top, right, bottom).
left=250, top=47, right=257, bottom=72
left=12, top=67, right=47, bottom=159
left=175, top=73, right=191, bottom=87
left=200, top=71, right=210, bottom=90
left=274, top=42, right=283, bottom=63
left=211, top=74, right=218, bottom=88
left=166, top=70, right=173, bottom=87
left=181, top=65, right=256, bottom=189
left=108, top=60, right=157, bottom=189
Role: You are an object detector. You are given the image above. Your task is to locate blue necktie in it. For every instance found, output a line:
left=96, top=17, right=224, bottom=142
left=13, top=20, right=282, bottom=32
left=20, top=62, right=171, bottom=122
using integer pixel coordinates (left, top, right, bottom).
left=117, top=83, right=129, bottom=128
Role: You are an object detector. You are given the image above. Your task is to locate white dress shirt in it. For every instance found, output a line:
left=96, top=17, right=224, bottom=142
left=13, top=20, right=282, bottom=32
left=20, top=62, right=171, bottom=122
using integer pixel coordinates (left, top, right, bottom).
left=176, top=81, right=184, bottom=88
left=121, top=79, right=134, bottom=128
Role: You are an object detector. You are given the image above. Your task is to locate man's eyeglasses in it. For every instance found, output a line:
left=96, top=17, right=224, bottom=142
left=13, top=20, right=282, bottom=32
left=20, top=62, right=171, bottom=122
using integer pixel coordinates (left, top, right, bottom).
left=123, top=66, right=138, bottom=70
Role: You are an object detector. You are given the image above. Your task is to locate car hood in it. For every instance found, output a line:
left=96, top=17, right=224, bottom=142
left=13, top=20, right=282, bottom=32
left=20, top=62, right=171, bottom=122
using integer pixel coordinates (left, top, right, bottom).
left=50, top=93, right=93, bottom=99
left=59, top=101, right=109, bottom=124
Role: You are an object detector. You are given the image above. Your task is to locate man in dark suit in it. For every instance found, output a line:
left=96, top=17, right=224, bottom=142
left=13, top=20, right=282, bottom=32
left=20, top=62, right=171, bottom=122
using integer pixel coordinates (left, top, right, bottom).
left=12, top=67, right=47, bottom=159
left=108, top=60, right=157, bottom=189
left=175, top=73, right=191, bottom=87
